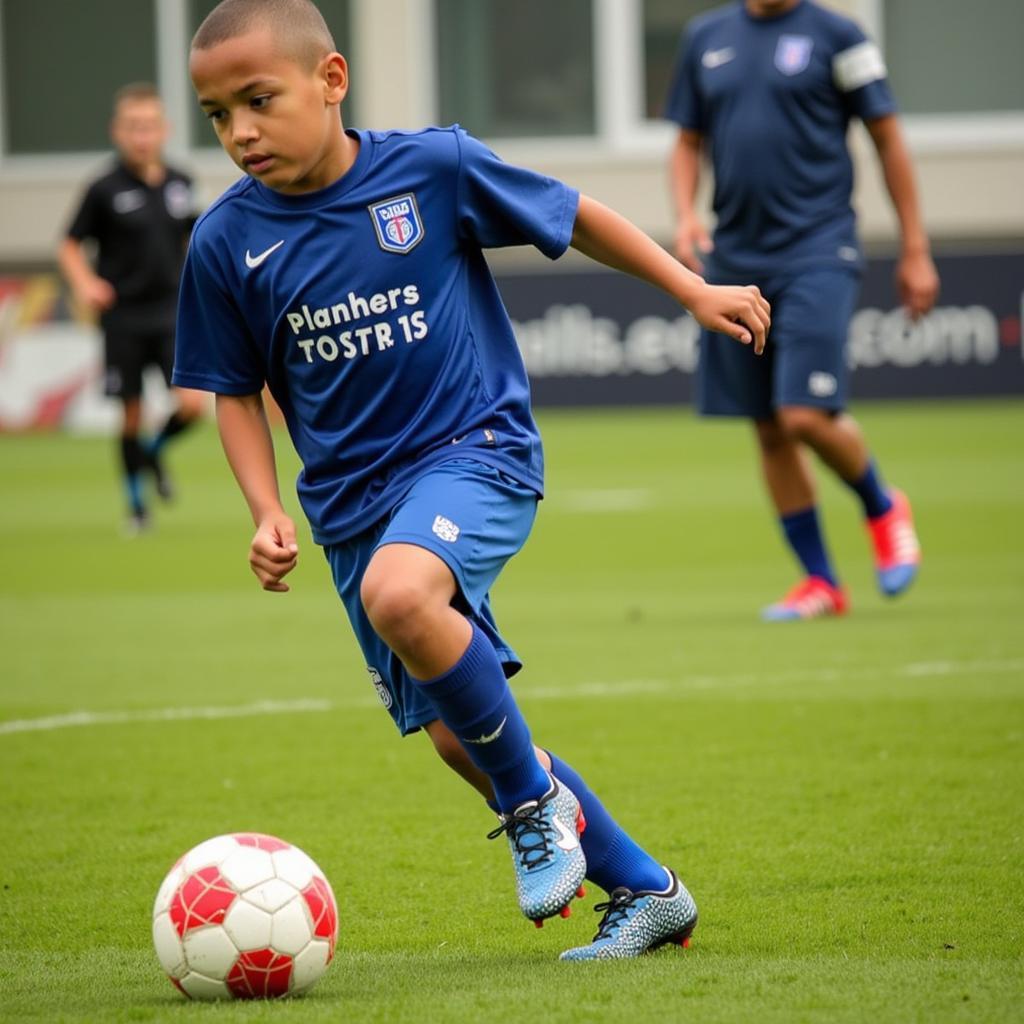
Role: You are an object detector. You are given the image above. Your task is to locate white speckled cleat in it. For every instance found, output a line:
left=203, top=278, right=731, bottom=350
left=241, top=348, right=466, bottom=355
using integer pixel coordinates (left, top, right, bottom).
left=559, top=869, right=697, bottom=960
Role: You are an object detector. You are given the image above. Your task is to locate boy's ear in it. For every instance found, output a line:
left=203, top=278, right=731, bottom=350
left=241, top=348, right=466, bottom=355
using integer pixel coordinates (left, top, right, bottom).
left=322, top=52, right=348, bottom=106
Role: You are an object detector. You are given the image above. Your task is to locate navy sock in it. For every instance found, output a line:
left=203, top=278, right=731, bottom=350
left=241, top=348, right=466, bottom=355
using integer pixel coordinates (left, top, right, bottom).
left=547, top=751, right=668, bottom=894
left=414, top=625, right=549, bottom=812
left=780, top=506, right=837, bottom=586
left=844, top=459, right=893, bottom=520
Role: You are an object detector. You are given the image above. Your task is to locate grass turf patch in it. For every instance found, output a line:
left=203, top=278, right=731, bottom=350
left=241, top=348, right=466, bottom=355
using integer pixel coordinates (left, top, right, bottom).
left=1, top=400, right=1022, bottom=1022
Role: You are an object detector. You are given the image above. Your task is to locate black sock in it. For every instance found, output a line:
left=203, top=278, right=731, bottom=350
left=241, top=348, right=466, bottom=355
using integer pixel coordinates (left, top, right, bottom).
left=152, top=411, right=194, bottom=455
left=120, top=435, right=147, bottom=513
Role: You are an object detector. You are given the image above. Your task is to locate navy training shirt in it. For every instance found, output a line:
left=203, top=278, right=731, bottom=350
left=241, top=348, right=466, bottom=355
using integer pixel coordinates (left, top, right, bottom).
left=664, top=0, right=896, bottom=272
left=173, top=126, right=579, bottom=545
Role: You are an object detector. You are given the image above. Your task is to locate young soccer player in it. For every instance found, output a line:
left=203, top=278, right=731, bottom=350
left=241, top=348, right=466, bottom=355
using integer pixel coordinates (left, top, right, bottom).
left=178, top=0, right=769, bottom=960
left=665, top=0, right=939, bottom=620
left=59, top=84, right=205, bottom=534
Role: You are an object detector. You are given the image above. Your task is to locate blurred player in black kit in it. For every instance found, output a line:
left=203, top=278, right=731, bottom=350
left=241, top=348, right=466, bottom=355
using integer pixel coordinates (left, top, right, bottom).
left=59, top=83, right=204, bottom=533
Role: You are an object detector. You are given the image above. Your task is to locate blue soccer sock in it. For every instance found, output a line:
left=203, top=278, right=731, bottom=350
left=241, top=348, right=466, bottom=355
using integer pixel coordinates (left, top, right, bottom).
left=843, top=459, right=893, bottom=520
left=413, top=624, right=549, bottom=813
left=546, top=751, right=669, bottom=894
left=780, top=506, right=838, bottom=586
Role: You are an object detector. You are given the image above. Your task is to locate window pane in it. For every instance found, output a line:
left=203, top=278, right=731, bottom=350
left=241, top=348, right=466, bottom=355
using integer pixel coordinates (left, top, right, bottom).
left=187, top=0, right=354, bottom=147
left=437, top=0, right=595, bottom=138
left=883, top=0, right=1024, bottom=114
left=643, top=0, right=720, bottom=120
left=2, top=0, right=157, bottom=154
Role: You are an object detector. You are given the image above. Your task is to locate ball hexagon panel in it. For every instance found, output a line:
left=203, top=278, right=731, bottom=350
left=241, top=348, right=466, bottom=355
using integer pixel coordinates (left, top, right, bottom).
left=179, top=971, right=231, bottom=1000
left=226, top=948, right=294, bottom=999
left=182, top=835, right=237, bottom=872
left=291, top=939, right=331, bottom=994
left=270, top=898, right=314, bottom=956
left=219, top=846, right=276, bottom=892
left=272, top=846, right=317, bottom=890
left=152, top=912, right=187, bottom=979
left=153, top=863, right=184, bottom=916
left=233, top=832, right=292, bottom=853
left=302, top=875, right=339, bottom=953
left=182, top=925, right=240, bottom=978
left=222, top=899, right=274, bottom=951
left=169, top=866, right=237, bottom=937
left=244, top=878, right=298, bottom=914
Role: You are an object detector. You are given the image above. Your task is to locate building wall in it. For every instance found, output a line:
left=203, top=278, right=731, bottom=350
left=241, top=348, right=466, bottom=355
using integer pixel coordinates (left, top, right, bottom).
left=1, top=0, right=1021, bottom=265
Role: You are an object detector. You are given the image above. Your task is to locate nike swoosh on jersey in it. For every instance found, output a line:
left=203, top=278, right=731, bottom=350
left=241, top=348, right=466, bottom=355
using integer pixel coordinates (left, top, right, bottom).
left=553, top=816, right=580, bottom=852
left=702, top=47, right=736, bottom=69
left=244, top=239, right=285, bottom=269
left=462, top=715, right=508, bottom=745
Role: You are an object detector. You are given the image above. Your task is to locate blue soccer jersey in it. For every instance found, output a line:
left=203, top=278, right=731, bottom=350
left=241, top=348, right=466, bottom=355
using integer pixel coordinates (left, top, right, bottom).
left=664, top=0, right=896, bottom=272
left=173, top=126, right=579, bottom=544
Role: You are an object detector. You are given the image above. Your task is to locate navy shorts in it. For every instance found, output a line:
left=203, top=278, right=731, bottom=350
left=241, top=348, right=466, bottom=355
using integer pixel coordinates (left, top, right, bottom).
left=323, top=458, right=538, bottom=736
left=698, top=264, right=861, bottom=420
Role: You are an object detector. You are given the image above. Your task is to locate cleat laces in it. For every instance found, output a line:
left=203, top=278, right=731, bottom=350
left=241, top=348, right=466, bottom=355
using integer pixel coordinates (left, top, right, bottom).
left=488, top=804, right=556, bottom=871
left=589, top=888, right=637, bottom=942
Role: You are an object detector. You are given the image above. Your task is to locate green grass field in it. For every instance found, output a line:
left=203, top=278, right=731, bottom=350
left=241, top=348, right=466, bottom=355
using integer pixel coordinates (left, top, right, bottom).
left=1, top=400, right=1022, bottom=1023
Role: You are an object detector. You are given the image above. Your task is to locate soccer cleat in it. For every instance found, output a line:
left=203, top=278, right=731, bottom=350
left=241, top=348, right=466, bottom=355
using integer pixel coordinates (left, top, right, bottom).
left=761, top=576, right=848, bottom=622
left=124, top=508, right=151, bottom=537
left=867, top=488, right=920, bottom=597
left=487, top=776, right=587, bottom=924
left=559, top=868, right=697, bottom=961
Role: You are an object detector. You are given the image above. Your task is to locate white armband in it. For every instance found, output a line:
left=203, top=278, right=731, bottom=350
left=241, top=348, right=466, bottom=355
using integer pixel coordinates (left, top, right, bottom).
left=832, top=40, right=887, bottom=92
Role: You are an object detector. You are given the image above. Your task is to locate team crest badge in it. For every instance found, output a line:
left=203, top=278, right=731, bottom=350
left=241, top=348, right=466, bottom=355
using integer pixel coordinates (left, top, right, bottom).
left=367, top=667, right=392, bottom=709
left=775, top=34, right=813, bottom=76
left=368, top=193, right=424, bottom=254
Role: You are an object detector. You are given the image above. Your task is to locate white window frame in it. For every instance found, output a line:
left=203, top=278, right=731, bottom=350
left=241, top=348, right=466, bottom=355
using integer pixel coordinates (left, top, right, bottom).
left=856, top=0, right=1024, bottom=152
left=1, top=0, right=1021, bottom=179
left=474, top=0, right=1024, bottom=164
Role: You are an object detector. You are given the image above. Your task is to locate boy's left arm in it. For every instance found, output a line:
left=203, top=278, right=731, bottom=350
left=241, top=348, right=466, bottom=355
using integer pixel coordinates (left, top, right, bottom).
left=570, top=195, right=770, bottom=353
left=865, top=114, right=940, bottom=318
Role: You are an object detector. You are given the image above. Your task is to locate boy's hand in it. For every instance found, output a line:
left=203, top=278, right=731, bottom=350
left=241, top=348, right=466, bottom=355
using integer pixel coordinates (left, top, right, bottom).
left=75, top=276, right=117, bottom=314
left=250, top=515, right=299, bottom=592
left=896, top=249, right=939, bottom=319
left=674, top=216, right=713, bottom=275
left=690, top=283, right=770, bottom=354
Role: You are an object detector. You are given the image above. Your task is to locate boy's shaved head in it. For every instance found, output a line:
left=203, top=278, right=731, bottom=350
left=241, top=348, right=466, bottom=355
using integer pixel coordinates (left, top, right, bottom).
left=192, top=0, right=336, bottom=69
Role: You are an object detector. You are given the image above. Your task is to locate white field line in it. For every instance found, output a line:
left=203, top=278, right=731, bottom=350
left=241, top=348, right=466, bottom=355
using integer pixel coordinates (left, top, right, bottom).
left=556, top=489, right=653, bottom=513
left=1, top=658, right=1021, bottom=737
left=0, top=698, right=336, bottom=736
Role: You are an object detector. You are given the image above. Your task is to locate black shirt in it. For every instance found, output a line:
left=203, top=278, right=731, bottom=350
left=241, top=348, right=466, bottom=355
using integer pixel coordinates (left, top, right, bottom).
left=66, top=160, right=196, bottom=333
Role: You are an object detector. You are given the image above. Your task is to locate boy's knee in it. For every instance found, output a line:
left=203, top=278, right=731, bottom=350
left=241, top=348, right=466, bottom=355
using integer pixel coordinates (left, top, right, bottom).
left=754, top=416, right=793, bottom=455
left=776, top=405, right=830, bottom=443
left=360, top=573, right=432, bottom=643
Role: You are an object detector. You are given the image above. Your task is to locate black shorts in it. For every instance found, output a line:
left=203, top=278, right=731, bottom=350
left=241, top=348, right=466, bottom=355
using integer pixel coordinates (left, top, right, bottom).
left=103, top=330, right=175, bottom=399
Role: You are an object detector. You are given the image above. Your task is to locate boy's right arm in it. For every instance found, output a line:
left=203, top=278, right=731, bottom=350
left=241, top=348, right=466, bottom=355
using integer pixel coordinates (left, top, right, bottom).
left=56, top=238, right=117, bottom=314
left=216, top=393, right=298, bottom=593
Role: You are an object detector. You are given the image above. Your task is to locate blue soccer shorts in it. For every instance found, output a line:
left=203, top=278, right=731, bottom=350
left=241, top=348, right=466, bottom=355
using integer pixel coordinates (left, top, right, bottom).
left=323, top=458, right=539, bottom=736
left=697, top=264, right=861, bottom=420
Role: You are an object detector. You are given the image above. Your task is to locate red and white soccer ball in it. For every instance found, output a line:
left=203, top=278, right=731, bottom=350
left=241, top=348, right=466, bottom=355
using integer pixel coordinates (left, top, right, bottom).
left=152, top=832, right=339, bottom=1000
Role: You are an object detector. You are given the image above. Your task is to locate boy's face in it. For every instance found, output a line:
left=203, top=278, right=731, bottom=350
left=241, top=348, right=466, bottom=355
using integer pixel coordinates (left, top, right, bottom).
left=111, top=97, right=168, bottom=168
left=190, top=27, right=348, bottom=194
